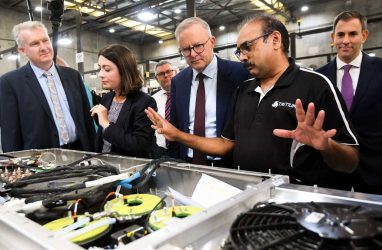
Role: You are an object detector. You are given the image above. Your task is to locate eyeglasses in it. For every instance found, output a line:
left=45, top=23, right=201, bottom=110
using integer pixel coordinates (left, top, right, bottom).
left=156, top=69, right=174, bottom=77
left=179, top=38, right=210, bottom=57
left=234, top=33, right=271, bottom=60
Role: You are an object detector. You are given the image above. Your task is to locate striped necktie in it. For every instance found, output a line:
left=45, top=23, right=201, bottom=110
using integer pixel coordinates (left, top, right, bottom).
left=165, top=91, right=171, bottom=148
left=43, top=71, right=70, bottom=144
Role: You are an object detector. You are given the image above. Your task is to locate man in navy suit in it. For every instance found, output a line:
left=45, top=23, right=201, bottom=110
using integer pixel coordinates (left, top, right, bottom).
left=147, top=15, right=359, bottom=189
left=317, top=11, right=382, bottom=194
left=170, top=17, right=250, bottom=166
left=0, top=21, right=95, bottom=152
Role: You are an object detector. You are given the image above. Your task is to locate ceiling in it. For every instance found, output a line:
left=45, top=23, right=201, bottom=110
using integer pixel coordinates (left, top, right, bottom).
left=0, top=0, right=323, bottom=44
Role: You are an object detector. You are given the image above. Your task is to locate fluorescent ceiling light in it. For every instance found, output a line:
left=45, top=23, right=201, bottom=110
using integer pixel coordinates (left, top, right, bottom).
left=64, top=1, right=172, bottom=38
left=35, top=6, right=43, bottom=12
left=7, top=54, right=19, bottom=60
left=219, top=25, right=225, bottom=31
left=301, top=6, right=309, bottom=12
left=58, top=38, right=72, bottom=46
left=138, top=11, right=156, bottom=21
left=158, top=40, right=163, bottom=44
left=109, top=28, right=115, bottom=33
left=174, top=9, right=181, bottom=14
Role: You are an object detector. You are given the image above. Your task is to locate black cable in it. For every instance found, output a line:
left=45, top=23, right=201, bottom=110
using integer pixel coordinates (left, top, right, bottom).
left=143, top=194, right=167, bottom=229
left=64, top=152, right=110, bottom=167
left=0, top=154, right=16, bottom=159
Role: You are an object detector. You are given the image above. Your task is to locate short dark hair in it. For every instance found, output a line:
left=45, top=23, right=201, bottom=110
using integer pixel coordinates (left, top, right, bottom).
left=98, top=44, right=143, bottom=95
left=240, top=14, right=289, bottom=54
left=333, top=10, right=367, bottom=31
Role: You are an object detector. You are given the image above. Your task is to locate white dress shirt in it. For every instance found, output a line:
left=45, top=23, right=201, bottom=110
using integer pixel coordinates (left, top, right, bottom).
left=152, top=89, right=168, bottom=148
left=336, top=52, right=363, bottom=95
left=188, top=55, right=218, bottom=158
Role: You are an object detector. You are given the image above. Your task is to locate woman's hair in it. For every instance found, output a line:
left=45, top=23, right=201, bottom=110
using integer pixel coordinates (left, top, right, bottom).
left=98, top=44, right=143, bottom=95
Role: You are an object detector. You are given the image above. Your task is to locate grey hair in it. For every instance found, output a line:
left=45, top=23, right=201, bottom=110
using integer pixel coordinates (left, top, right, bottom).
left=154, top=60, right=173, bottom=74
left=12, top=21, right=49, bottom=47
left=174, top=17, right=212, bottom=41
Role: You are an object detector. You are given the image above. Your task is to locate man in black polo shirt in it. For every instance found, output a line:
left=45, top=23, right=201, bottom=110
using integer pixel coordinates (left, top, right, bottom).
left=146, top=15, right=359, bottom=190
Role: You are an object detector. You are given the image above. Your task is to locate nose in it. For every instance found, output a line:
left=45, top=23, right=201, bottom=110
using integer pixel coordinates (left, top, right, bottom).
left=189, top=48, right=198, bottom=57
left=342, top=34, right=350, bottom=44
left=239, top=52, right=248, bottom=62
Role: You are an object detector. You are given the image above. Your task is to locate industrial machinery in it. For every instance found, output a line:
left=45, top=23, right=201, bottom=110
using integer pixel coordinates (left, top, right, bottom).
left=0, top=149, right=381, bottom=250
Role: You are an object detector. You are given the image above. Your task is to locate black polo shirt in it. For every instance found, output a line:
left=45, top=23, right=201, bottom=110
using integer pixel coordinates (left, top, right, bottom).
left=222, top=59, right=358, bottom=188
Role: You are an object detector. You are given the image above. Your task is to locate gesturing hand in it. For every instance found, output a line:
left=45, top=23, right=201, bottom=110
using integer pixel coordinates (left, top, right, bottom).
left=145, top=107, right=179, bottom=141
left=273, top=99, right=337, bottom=151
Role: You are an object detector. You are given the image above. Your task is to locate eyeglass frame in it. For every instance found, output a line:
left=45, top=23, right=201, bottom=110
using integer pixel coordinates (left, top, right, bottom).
left=178, top=37, right=211, bottom=57
left=234, top=32, right=272, bottom=60
left=156, top=69, right=175, bottom=77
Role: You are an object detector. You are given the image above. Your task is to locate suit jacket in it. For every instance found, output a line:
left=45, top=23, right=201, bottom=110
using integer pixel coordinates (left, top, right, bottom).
left=317, top=52, right=382, bottom=185
left=95, top=91, right=157, bottom=158
left=170, top=56, right=251, bottom=161
left=0, top=62, right=95, bottom=152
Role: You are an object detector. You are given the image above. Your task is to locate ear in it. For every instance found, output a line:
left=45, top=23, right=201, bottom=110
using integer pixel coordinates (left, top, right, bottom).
left=330, top=32, right=334, bottom=44
left=209, top=36, right=216, bottom=47
left=271, top=31, right=282, bottom=50
left=361, top=29, right=369, bottom=43
left=17, top=47, right=26, bottom=56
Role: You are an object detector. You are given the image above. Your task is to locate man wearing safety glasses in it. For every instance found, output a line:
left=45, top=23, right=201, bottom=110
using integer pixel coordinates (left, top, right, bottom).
left=168, top=17, right=250, bottom=167
left=146, top=15, right=359, bottom=190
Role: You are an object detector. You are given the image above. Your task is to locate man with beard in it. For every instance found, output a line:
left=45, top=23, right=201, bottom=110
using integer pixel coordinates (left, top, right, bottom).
left=317, top=11, right=382, bottom=194
left=146, top=15, right=359, bottom=189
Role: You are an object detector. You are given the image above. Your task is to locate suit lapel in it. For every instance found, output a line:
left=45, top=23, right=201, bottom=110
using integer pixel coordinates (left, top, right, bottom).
left=56, top=66, right=78, bottom=121
left=351, top=53, right=374, bottom=113
left=326, top=59, right=337, bottom=85
left=216, top=57, right=231, bottom=136
left=181, top=68, right=193, bottom=132
left=24, top=63, right=55, bottom=123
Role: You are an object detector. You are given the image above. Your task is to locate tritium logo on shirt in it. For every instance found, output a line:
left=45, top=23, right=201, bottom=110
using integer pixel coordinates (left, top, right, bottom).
left=272, top=101, right=295, bottom=108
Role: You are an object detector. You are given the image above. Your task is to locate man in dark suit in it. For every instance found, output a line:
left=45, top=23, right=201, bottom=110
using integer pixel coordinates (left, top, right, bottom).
left=0, top=21, right=95, bottom=152
left=170, top=17, right=250, bottom=166
left=317, top=11, right=382, bottom=194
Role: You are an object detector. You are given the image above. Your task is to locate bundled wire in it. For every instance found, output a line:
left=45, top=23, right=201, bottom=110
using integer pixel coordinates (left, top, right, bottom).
left=118, top=156, right=184, bottom=190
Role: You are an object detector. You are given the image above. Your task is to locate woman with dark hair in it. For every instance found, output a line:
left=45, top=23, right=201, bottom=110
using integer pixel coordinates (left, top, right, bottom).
left=91, top=44, right=157, bottom=157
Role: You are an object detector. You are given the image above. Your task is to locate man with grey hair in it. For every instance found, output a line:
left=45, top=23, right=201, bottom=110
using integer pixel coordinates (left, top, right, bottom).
left=147, top=14, right=359, bottom=189
left=0, top=21, right=95, bottom=152
left=170, top=17, right=250, bottom=166
left=152, top=60, right=176, bottom=157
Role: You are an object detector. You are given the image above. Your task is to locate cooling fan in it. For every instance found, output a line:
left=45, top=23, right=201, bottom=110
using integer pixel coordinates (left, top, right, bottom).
left=224, top=202, right=382, bottom=250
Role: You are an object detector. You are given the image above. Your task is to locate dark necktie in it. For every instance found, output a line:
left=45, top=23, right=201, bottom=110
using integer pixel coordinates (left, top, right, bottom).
left=341, top=64, right=353, bottom=110
left=193, top=73, right=207, bottom=165
left=165, top=91, right=171, bottom=148
left=43, top=72, right=70, bottom=144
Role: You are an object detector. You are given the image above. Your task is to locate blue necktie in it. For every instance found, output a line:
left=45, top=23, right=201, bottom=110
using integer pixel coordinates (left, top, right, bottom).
left=341, top=64, right=353, bottom=110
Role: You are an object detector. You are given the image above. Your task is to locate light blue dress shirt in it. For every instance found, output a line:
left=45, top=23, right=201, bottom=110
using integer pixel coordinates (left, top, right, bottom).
left=30, top=63, right=77, bottom=145
left=188, top=55, right=218, bottom=159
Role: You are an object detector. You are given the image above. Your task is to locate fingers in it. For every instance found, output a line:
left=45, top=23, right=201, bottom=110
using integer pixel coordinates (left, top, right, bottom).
left=313, top=110, right=325, bottom=130
left=273, top=129, right=294, bottom=139
left=325, top=128, right=337, bottom=138
left=305, top=103, right=316, bottom=126
left=294, top=99, right=305, bottom=123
